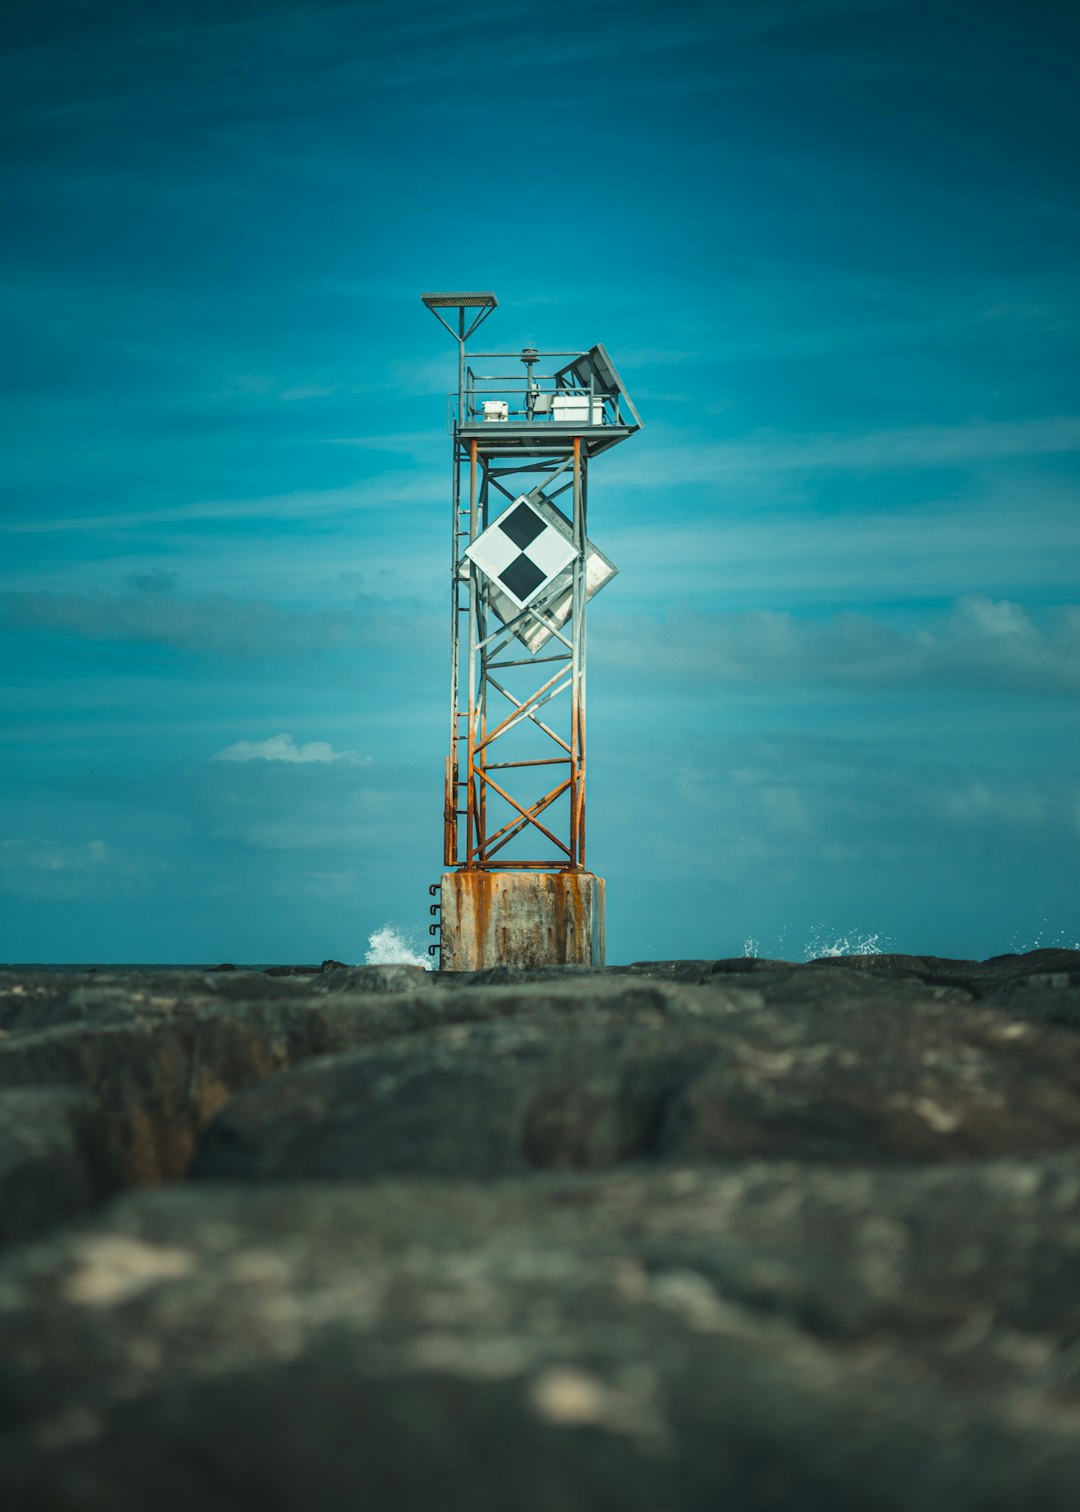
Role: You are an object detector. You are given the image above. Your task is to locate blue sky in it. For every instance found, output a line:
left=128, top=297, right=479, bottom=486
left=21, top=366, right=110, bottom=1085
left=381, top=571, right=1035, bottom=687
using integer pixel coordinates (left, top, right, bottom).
left=1, top=0, right=1078, bottom=963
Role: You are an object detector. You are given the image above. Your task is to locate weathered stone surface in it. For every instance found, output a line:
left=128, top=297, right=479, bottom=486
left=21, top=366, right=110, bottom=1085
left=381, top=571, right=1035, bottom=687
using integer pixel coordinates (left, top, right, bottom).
left=1, top=1164, right=1079, bottom=1510
left=800, top=950, right=1080, bottom=1035
left=0, top=973, right=438, bottom=1185
left=2, top=953, right=1080, bottom=1508
left=2, top=955, right=1077, bottom=1196
left=629, top=947, right=1080, bottom=997
left=628, top=957, right=799, bottom=978
left=0, top=973, right=755, bottom=1185
left=192, top=984, right=1080, bottom=1181
left=626, top=950, right=1080, bottom=1029
left=0, top=1089, right=122, bottom=1248
left=0, top=964, right=432, bottom=1039
left=312, top=963, right=434, bottom=994
left=802, top=946, right=1080, bottom=999
left=442, top=962, right=619, bottom=987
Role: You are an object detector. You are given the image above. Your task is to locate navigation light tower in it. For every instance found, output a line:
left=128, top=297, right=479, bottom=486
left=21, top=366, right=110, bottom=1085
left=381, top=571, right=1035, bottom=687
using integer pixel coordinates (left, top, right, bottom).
left=422, top=293, right=642, bottom=970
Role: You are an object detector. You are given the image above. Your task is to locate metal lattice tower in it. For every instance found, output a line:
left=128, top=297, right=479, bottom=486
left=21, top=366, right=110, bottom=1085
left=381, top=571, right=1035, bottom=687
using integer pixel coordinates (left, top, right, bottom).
left=422, top=293, right=641, bottom=968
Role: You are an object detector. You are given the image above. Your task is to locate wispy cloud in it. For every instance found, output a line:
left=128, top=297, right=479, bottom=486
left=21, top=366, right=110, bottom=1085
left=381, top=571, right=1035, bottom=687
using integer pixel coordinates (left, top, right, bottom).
left=211, top=734, right=369, bottom=765
left=597, top=597, right=1080, bottom=695
left=604, top=735, right=1080, bottom=890
left=0, top=836, right=111, bottom=900
left=0, top=836, right=107, bottom=871
left=2, top=0, right=919, bottom=133
left=932, top=780, right=1073, bottom=832
left=604, top=416, right=1080, bottom=491
left=0, top=475, right=442, bottom=535
left=124, top=568, right=179, bottom=594
left=0, top=588, right=357, bottom=657
left=601, top=477, right=1080, bottom=606
left=321, top=431, right=442, bottom=456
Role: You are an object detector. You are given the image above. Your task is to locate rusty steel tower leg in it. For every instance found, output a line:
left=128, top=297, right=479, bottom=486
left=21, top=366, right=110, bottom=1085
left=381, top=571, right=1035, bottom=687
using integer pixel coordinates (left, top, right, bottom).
left=570, top=435, right=586, bottom=870
left=422, top=294, right=641, bottom=971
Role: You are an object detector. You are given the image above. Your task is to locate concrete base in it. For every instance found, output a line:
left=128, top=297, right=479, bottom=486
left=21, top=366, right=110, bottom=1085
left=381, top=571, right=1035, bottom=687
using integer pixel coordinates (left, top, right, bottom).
left=439, top=871, right=605, bottom=972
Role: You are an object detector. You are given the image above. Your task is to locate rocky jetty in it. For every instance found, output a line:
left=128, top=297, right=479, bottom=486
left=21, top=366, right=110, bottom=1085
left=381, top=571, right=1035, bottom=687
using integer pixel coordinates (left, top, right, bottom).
left=1, top=950, right=1079, bottom=1509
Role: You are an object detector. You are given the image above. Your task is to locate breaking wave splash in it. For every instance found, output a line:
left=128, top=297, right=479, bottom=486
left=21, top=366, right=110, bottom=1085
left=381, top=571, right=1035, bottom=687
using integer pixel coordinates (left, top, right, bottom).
left=363, top=924, right=432, bottom=971
left=743, top=925, right=893, bottom=962
left=744, top=920, right=1079, bottom=961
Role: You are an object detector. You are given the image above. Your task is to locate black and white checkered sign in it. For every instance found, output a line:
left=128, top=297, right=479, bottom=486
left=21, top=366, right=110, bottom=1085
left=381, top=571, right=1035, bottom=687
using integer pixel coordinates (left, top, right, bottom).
left=465, top=497, right=577, bottom=608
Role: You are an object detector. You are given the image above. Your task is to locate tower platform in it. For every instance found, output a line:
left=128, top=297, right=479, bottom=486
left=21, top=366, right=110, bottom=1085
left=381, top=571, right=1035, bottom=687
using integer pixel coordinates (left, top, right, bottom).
left=456, top=422, right=635, bottom=459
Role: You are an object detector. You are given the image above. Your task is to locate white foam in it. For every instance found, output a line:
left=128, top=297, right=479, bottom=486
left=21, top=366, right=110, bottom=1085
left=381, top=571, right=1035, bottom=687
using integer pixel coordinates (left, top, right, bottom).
left=742, top=924, right=892, bottom=962
left=801, top=925, right=892, bottom=961
left=362, top=924, right=432, bottom=970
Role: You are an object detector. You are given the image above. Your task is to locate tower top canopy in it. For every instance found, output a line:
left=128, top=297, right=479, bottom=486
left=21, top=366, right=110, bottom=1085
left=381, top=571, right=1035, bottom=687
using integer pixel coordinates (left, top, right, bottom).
left=422, top=292, right=498, bottom=310
left=422, top=292, right=498, bottom=344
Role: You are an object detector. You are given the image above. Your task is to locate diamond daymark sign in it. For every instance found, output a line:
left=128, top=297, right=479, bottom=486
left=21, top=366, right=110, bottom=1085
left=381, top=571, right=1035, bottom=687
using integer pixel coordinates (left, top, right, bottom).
left=465, top=497, right=577, bottom=608
left=463, top=491, right=619, bottom=651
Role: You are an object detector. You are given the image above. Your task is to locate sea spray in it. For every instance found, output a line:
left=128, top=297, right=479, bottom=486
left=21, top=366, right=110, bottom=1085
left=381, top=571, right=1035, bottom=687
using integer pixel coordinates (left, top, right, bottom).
left=1009, top=920, right=1080, bottom=951
left=801, top=925, right=893, bottom=961
left=743, top=925, right=892, bottom=961
left=363, top=924, right=432, bottom=970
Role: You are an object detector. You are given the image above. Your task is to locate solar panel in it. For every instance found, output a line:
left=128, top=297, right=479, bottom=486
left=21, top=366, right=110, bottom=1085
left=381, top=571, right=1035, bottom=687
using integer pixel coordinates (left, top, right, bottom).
left=553, top=343, right=642, bottom=429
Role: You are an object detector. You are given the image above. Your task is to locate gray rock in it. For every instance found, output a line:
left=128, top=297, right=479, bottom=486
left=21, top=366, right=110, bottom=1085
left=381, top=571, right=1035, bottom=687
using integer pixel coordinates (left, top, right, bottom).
left=1, top=1166, right=1079, bottom=1510
left=0, top=964, right=431, bottom=1047
left=312, top=964, right=435, bottom=994
left=191, top=986, right=1080, bottom=1181
left=802, top=946, right=1080, bottom=1000
left=440, top=962, right=616, bottom=987
left=3, top=959, right=1077, bottom=1199
left=628, top=957, right=797, bottom=978
left=0, top=1089, right=122, bottom=1248
left=0, top=970, right=314, bottom=1039
left=0, top=974, right=757, bottom=1186
left=627, top=948, right=1080, bottom=994
left=0, top=978, right=439, bottom=1185
left=3, top=956, right=1080, bottom=1509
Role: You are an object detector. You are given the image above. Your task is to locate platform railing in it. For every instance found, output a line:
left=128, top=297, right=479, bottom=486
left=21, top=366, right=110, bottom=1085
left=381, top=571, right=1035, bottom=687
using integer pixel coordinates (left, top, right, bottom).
left=448, top=382, right=619, bottom=431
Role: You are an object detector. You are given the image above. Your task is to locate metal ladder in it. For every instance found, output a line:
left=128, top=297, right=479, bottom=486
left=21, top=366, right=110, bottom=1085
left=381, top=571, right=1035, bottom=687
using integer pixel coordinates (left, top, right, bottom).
left=427, top=881, right=441, bottom=963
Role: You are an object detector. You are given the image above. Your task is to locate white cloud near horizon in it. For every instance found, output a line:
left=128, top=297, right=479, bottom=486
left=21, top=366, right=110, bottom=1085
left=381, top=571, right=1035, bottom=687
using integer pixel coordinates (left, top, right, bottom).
left=0, top=836, right=108, bottom=871
left=598, top=596, right=1080, bottom=695
left=0, top=837, right=111, bottom=900
left=211, top=734, right=369, bottom=765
